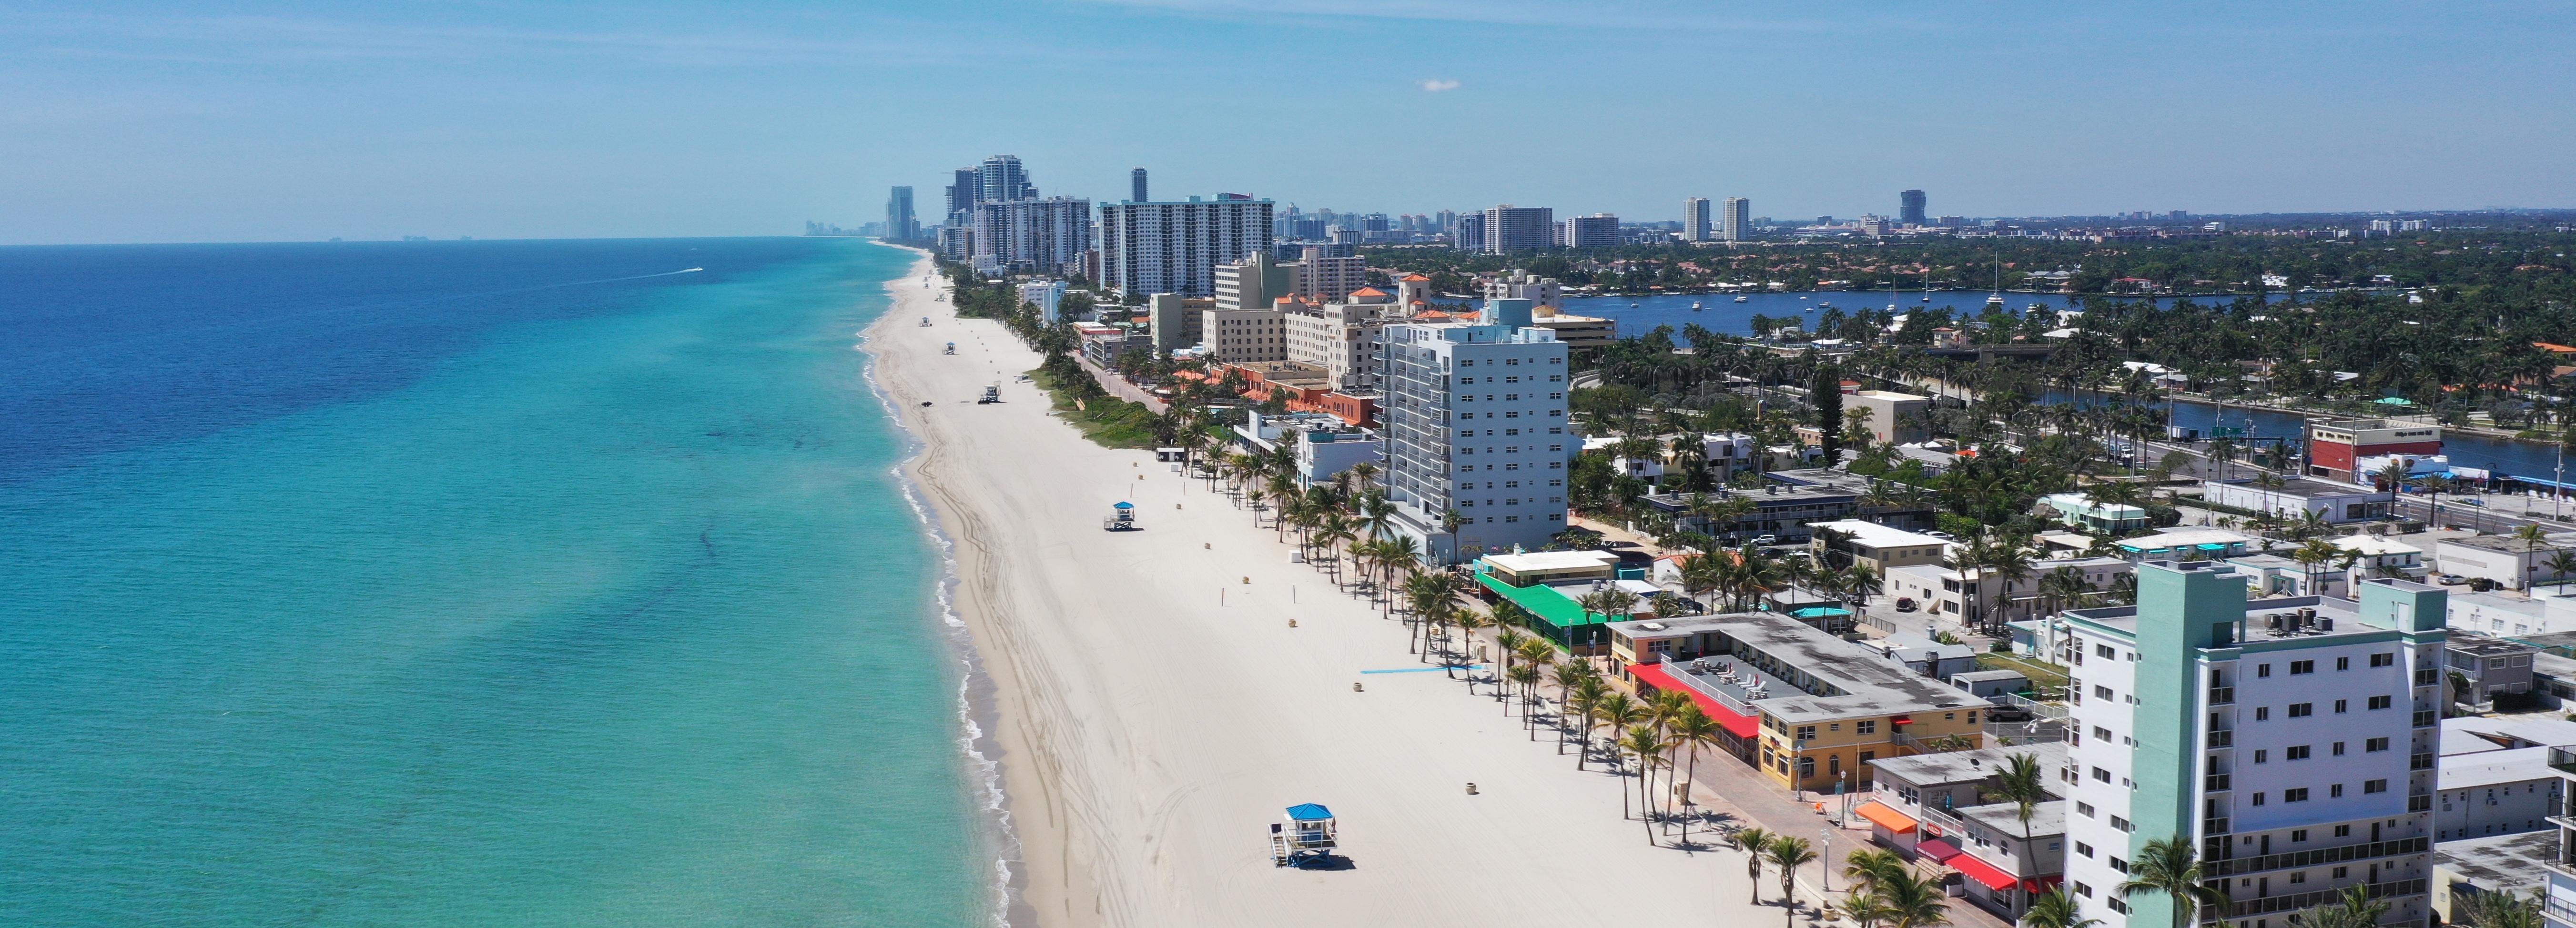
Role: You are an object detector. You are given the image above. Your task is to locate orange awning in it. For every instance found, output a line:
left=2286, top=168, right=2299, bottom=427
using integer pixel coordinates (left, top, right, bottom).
left=1853, top=800, right=1918, bottom=834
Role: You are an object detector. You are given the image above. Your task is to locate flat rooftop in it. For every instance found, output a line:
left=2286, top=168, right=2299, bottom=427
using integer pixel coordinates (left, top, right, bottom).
left=2439, top=745, right=2555, bottom=790
left=1869, top=742, right=2070, bottom=787
left=1482, top=550, right=1619, bottom=573
left=2114, top=527, right=2255, bottom=551
left=1962, top=800, right=2068, bottom=837
left=1811, top=519, right=1953, bottom=551
left=2433, top=829, right=2556, bottom=890
left=1612, top=612, right=1984, bottom=719
left=2065, top=590, right=2366, bottom=640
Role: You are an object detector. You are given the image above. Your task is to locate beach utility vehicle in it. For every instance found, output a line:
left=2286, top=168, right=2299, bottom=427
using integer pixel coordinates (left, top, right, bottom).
left=920, top=316, right=931, bottom=326
left=1269, top=803, right=1338, bottom=868
left=978, top=384, right=999, bottom=404
left=1103, top=501, right=1136, bottom=531
left=943, top=342, right=956, bottom=354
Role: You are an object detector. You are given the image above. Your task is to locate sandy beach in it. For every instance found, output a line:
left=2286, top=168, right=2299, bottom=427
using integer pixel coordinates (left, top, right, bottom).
left=866, top=252, right=1820, bottom=928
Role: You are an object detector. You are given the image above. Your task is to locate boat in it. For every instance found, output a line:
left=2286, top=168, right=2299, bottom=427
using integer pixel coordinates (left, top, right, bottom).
left=1920, top=296, right=1931, bottom=303
left=2027, top=303, right=2045, bottom=313
left=1734, top=295, right=1748, bottom=303
left=1985, top=294, right=2006, bottom=309
left=1691, top=301, right=1703, bottom=311
left=1630, top=302, right=1639, bottom=308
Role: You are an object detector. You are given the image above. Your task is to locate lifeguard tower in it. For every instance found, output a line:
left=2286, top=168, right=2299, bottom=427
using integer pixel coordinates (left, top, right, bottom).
left=1103, top=501, right=1136, bottom=531
left=943, top=342, right=956, bottom=354
left=1269, top=803, right=1337, bottom=868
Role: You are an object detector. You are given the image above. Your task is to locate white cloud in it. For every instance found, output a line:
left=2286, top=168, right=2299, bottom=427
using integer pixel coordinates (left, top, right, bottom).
left=1420, top=78, right=1460, bottom=91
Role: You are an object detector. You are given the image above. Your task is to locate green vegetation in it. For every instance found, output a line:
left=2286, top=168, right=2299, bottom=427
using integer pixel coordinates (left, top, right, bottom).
left=1975, top=653, right=2069, bottom=693
left=1027, top=364, right=1159, bottom=449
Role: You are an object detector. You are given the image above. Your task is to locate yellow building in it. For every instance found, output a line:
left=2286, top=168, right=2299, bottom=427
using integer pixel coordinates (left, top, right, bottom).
left=1611, top=612, right=1988, bottom=792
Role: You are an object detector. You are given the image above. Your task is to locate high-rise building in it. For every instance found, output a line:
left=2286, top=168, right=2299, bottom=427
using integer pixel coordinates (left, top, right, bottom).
left=946, top=168, right=979, bottom=226
left=1434, top=210, right=1457, bottom=233
left=1482, top=205, right=1554, bottom=253
left=1720, top=197, right=1751, bottom=242
left=1562, top=213, right=1619, bottom=248
left=1900, top=189, right=1927, bottom=225
left=2060, top=564, right=2442, bottom=928
left=1018, top=280, right=1068, bottom=323
left=1214, top=252, right=1296, bottom=312
left=1098, top=196, right=1276, bottom=298
left=1380, top=299, right=1572, bottom=564
left=884, top=186, right=918, bottom=241
left=971, top=197, right=1093, bottom=275
left=1285, top=287, right=1395, bottom=392
left=1683, top=198, right=1712, bottom=242
left=1453, top=212, right=1486, bottom=252
left=1292, top=246, right=1367, bottom=303
left=976, top=155, right=1035, bottom=204
left=1131, top=168, right=1149, bottom=204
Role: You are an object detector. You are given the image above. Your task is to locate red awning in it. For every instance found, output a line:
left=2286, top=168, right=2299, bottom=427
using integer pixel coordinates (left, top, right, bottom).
left=1948, top=852, right=2023, bottom=892
left=1913, top=839, right=1963, bottom=863
left=1626, top=662, right=1760, bottom=739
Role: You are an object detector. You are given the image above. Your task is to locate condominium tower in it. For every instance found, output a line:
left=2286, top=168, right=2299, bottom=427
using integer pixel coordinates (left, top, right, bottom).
left=1380, top=298, right=1572, bottom=563
left=1721, top=197, right=1751, bottom=242
left=1901, top=189, right=1927, bottom=226
left=972, top=197, right=1093, bottom=275
left=1099, top=195, right=1276, bottom=298
left=1482, top=205, right=1554, bottom=253
left=1561, top=213, right=1619, bottom=249
left=2060, top=565, right=2443, bottom=928
left=884, top=186, right=918, bottom=241
left=1131, top=168, right=1148, bottom=203
left=1684, top=198, right=1712, bottom=242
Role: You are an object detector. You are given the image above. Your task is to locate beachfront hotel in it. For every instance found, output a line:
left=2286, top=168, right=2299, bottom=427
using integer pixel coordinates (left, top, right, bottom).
left=2057, top=564, right=2444, bottom=928
left=1379, top=298, right=1572, bottom=563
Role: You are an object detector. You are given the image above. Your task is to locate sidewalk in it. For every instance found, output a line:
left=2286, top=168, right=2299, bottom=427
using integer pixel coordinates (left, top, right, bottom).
left=1074, top=355, right=1170, bottom=414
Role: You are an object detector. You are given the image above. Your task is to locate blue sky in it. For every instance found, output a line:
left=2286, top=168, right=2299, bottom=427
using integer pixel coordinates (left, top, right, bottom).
left=3, top=0, right=2570, bottom=244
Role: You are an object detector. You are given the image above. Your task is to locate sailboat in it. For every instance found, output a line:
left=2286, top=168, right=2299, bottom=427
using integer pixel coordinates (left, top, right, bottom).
left=1734, top=295, right=1748, bottom=303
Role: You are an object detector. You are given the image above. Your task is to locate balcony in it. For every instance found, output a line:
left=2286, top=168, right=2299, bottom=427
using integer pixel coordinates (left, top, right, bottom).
left=2208, top=730, right=2234, bottom=748
left=2414, top=710, right=2438, bottom=728
left=2228, top=879, right=2426, bottom=918
left=2207, top=686, right=2236, bottom=706
left=2205, top=774, right=2232, bottom=792
left=2203, top=837, right=2428, bottom=877
left=2202, top=817, right=2232, bottom=836
left=2553, top=747, right=2576, bottom=776
left=2411, top=752, right=2436, bottom=771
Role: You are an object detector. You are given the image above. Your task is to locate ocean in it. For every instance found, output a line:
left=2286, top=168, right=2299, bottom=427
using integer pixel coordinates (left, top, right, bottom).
left=0, top=238, right=994, bottom=926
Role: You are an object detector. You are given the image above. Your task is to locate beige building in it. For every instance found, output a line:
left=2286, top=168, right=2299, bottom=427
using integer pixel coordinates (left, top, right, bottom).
left=1284, top=288, right=1394, bottom=392
left=1214, top=252, right=1295, bottom=312
left=1148, top=293, right=1214, bottom=354
left=1291, top=246, right=1367, bottom=303
left=1849, top=389, right=1931, bottom=443
left=1205, top=304, right=1288, bottom=362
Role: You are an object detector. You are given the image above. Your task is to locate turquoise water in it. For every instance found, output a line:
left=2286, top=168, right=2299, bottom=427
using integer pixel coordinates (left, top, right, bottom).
left=0, top=239, right=992, bottom=925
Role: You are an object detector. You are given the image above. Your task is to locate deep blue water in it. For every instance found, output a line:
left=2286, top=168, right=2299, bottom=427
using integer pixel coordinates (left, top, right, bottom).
left=0, top=239, right=990, bottom=925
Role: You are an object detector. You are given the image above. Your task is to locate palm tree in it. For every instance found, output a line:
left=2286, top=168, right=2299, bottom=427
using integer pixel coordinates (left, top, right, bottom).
left=1738, top=827, right=1774, bottom=905
left=1843, top=888, right=1899, bottom=928
left=1508, top=664, right=1544, bottom=733
left=1882, top=869, right=1953, bottom=928
left=1592, top=693, right=1644, bottom=778
left=1492, top=627, right=1528, bottom=700
left=2115, top=836, right=2227, bottom=928
left=1552, top=663, right=1599, bottom=754
left=2019, top=888, right=2099, bottom=928
left=1620, top=724, right=1666, bottom=835
left=2548, top=549, right=2576, bottom=590
left=1841, top=846, right=1908, bottom=896
left=1449, top=609, right=1491, bottom=683
left=1375, top=535, right=1420, bottom=615
left=1666, top=708, right=1722, bottom=846
left=1982, top=752, right=2049, bottom=846
left=2454, top=887, right=2543, bottom=928
left=2286, top=885, right=2388, bottom=928
left=1769, top=836, right=1820, bottom=922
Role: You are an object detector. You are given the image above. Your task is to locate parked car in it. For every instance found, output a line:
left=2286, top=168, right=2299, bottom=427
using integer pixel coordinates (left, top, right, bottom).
left=1894, top=597, right=1918, bottom=612
left=1750, top=534, right=1777, bottom=546
left=2435, top=574, right=2468, bottom=586
left=1924, top=531, right=1956, bottom=541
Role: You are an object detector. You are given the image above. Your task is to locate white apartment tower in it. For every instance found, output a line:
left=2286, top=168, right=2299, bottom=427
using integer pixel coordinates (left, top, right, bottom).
left=1684, top=198, right=1712, bottom=242
left=1099, top=196, right=1276, bottom=298
left=1721, top=197, right=1751, bottom=242
left=972, top=197, right=1093, bottom=275
left=2061, top=565, right=2443, bottom=928
left=1482, top=205, right=1555, bottom=253
left=1380, top=299, right=1572, bottom=564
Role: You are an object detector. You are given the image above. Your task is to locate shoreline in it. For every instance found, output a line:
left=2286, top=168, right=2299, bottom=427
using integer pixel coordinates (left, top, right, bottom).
left=861, top=247, right=1048, bottom=928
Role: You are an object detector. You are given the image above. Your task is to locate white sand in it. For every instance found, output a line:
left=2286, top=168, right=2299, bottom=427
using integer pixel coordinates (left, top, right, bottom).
left=868, top=254, right=1794, bottom=927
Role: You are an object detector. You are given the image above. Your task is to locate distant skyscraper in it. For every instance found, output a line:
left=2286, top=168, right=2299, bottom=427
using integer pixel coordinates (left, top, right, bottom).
left=1098, top=195, right=1275, bottom=297
left=1482, top=205, right=1554, bottom=253
left=1899, top=189, right=1927, bottom=225
left=1720, top=197, right=1750, bottom=241
left=1452, top=212, right=1486, bottom=252
left=976, top=155, right=1035, bottom=204
left=1434, top=209, right=1457, bottom=233
left=1131, top=168, right=1148, bottom=203
left=884, top=186, right=918, bottom=241
left=1562, top=213, right=1619, bottom=248
left=972, top=197, right=1092, bottom=275
left=1683, top=198, right=1712, bottom=242
left=946, top=168, right=978, bottom=225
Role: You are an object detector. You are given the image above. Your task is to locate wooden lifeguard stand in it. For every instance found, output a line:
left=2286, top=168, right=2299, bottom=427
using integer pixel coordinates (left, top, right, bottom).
left=1269, top=803, right=1337, bottom=868
left=1103, top=501, right=1136, bottom=531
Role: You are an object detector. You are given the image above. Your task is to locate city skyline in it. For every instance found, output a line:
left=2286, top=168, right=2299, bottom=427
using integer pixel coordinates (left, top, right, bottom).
left=3, top=1, right=2572, bottom=244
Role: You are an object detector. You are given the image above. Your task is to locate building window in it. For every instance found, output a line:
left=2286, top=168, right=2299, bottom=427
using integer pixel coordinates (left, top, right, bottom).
left=2368, top=695, right=2392, bottom=709
left=2258, top=663, right=2272, bottom=677
left=2076, top=802, right=2096, bottom=817
left=2331, top=783, right=2344, bottom=797
left=2075, top=883, right=2094, bottom=898
left=2366, top=737, right=2389, bottom=752
left=2288, top=703, right=2312, bottom=717
left=2092, top=767, right=2112, bottom=782
left=2076, top=842, right=2094, bottom=857
left=2364, top=779, right=2388, bottom=793
left=2290, top=660, right=2315, bottom=675
left=2372, top=653, right=2394, bottom=667
left=2286, top=746, right=2310, bottom=760
left=2109, top=857, right=2130, bottom=873
left=2291, top=829, right=2308, bottom=842
left=2251, top=793, right=2267, bottom=806
left=1856, top=721, right=1876, bottom=735
left=2333, top=742, right=2345, bottom=756
left=2335, top=825, right=2351, bottom=837
left=2255, top=706, right=2270, bottom=721
left=2334, top=699, right=2348, bottom=713
left=2095, top=685, right=2113, bottom=700
left=2110, top=816, right=2132, bottom=832
left=2254, top=749, right=2270, bottom=763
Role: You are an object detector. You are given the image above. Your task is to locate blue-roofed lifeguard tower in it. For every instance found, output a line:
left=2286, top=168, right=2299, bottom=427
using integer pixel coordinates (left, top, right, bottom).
left=1270, top=803, right=1337, bottom=867
left=1103, top=501, right=1136, bottom=531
